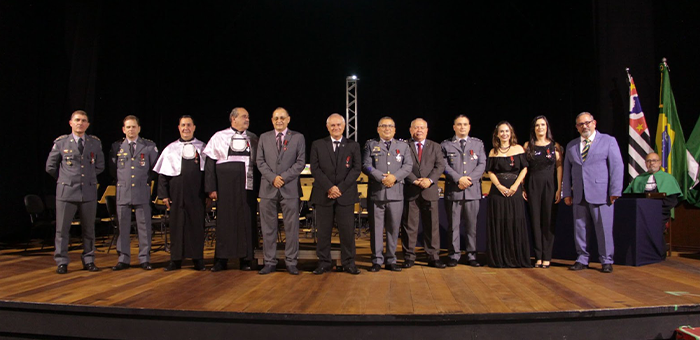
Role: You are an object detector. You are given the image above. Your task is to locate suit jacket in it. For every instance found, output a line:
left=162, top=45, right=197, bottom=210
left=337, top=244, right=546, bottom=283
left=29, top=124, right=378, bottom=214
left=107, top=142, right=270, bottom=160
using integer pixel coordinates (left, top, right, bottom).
left=46, top=134, right=105, bottom=202
left=256, top=129, right=306, bottom=199
left=562, top=131, right=623, bottom=204
left=309, top=137, right=361, bottom=206
left=441, top=136, right=487, bottom=200
left=110, top=137, right=159, bottom=205
left=362, top=138, right=413, bottom=201
left=404, top=138, right=445, bottom=201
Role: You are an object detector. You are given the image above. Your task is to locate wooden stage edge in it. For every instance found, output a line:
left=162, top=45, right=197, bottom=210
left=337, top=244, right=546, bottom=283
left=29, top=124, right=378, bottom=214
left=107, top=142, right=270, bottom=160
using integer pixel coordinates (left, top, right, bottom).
left=3, top=236, right=700, bottom=339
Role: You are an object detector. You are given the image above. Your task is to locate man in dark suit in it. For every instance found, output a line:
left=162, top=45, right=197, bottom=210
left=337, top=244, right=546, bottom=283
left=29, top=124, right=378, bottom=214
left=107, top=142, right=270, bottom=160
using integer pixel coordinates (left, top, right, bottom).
left=256, top=107, right=306, bottom=275
left=46, top=110, right=105, bottom=274
left=110, top=115, right=159, bottom=271
left=401, top=118, right=446, bottom=269
left=563, top=112, right=623, bottom=273
left=309, top=113, right=362, bottom=275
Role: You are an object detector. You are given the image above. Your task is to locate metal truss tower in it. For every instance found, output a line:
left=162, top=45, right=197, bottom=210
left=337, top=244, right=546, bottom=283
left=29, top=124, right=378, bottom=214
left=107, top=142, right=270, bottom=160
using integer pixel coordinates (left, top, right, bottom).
left=345, top=75, right=358, bottom=141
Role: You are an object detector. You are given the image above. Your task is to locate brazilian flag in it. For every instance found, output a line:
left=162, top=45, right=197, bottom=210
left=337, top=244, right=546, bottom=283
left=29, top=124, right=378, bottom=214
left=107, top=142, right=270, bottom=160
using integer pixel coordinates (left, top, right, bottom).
left=655, top=60, right=689, bottom=200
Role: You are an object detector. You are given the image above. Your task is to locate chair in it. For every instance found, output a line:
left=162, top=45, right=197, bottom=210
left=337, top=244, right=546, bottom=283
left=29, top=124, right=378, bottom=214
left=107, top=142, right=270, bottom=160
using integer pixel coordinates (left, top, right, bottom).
left=355, top=197, right=370, bottom=239
left=151, top=197, right=170, bottom=252
left=204, top=199, right=217, bottom=247
left=23, top=194, right=55, bottom=251
left=105, top=196, right=120, bottom=253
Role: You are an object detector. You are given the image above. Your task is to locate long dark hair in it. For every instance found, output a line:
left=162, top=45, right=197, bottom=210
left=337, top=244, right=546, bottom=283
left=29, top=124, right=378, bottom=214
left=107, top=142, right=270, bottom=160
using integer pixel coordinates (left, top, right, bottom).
left=526, top=115, right=557, bottom=160
left=491, top=121, right=518, bottom=149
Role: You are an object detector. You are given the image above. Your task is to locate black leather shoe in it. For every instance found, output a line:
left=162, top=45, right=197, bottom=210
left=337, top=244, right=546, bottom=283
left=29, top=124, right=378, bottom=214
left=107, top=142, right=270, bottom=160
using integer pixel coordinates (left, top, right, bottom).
left=211, top=261, right=228, bottom=272
left=313, top=265, right=332, bottom=275
left=385, top=263, right=402, bottom=272
left=56, top=264, right=68, bottom=274
left=112, top=262, right=130, bottom=271
left=140, top=262, right=153, bottom=270
left=83, top=263, right=100, bottom=272
left=428, top=260, right=447, bottom=268
left=344, top=265, right=361, bottom=275
left=446, top=259, right=459, bottom=267
left=239, top=259, right=252, bottom=271
left=192, top=259, right=206, bottom=271
left=286, top=265, right=300, bottom=275
left=569, top=262, right=588, bottom=271
left=258, top=264, right=276, bottom=275
left=467, top=260, right=481, bottom=267
left=163, top=261, right=181, bottom=272
left=402, top=260, right=415, bottom=268
left=368, top=264, right=382, bottom=272
left=601, top=264, right=613, bottom=273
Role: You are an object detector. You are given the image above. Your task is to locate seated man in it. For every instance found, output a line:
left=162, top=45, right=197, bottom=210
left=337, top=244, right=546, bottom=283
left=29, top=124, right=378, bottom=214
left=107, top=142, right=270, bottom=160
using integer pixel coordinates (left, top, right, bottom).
left=624, top=152, right=683, bottom=225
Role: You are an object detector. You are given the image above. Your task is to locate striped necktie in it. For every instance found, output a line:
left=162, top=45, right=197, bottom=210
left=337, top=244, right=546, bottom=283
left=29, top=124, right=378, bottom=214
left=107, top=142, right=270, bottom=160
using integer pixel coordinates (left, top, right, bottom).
left=581, top=139, right=590, bottom=162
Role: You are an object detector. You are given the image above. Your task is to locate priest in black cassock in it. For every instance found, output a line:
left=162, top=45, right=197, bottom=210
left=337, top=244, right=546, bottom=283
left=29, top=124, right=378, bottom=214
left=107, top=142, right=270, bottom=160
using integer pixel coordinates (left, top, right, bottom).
left=203, top=107, right=259, bottom=272
left=154, top=115, right=207, bottom=271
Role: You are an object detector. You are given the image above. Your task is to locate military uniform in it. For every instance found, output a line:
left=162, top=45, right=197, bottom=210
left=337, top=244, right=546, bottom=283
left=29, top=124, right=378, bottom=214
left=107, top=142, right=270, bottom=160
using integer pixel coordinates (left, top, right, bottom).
left=441, top=136, right=486, bottom=262
left=362, top=138, right=413, bottom=266
left=46, top=134, right=105, bottom=267
left=110, top=137, right=159, bottom=265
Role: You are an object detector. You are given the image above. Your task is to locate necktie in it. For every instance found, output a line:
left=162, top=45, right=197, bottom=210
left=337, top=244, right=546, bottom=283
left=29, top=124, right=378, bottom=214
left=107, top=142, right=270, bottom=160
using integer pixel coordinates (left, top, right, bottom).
left=129, top=142, right=135, bottom=156
left=417, top=142, right=423, bottom=163
left=78, top=138, right=84, bottom=155
left=582, top=139, right=590, bottom=162
left=333, top=141, right=340, bottom=153
left=384, top=141, right=391, bottom=151
left=459, top=139, right=466, bottom=152
left=276, top=133, right=283, bottom=152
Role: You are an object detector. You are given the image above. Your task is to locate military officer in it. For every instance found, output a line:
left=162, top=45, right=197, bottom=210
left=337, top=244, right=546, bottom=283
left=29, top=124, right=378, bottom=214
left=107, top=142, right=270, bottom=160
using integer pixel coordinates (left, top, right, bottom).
left=442, top=115, right=487, bottom=267
left=362, top=116, right=413, bottom=272
left=45, top=110, right=105, bottom=274
left=110, top=115, right=159, bottom=271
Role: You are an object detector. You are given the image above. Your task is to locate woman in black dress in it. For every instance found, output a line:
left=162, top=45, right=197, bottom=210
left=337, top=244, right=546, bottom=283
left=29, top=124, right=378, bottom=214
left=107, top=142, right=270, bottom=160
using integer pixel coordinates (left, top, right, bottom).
left=523, top=116, right=562, bottom=269
left=486, top=121, right=531, bottom=268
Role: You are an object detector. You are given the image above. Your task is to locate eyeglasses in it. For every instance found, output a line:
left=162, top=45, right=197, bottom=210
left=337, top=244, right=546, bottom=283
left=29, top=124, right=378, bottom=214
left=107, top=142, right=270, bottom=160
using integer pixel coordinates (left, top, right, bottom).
left=378, top=124, right=395, bottom=128
left=576, top=120, right=594, bottom=128
left=645, top=159, right=660, bottom=164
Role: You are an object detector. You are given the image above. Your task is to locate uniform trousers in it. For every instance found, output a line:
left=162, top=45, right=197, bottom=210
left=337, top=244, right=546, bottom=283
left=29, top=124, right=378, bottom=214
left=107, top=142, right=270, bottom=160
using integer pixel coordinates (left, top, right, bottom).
left=445, top=199, right=479, bottom=261
left=54, top=200, right=96, bottom=265
left=368, top=199, right=402, bottom=265
left=116, top=203, right=152, bottom=263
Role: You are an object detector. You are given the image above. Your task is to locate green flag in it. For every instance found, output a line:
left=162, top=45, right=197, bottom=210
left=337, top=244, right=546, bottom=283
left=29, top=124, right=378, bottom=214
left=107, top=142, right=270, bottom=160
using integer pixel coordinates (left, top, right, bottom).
left=655, top=60, right=689, bottom=200
left=686, top=116, right=700, bottom=207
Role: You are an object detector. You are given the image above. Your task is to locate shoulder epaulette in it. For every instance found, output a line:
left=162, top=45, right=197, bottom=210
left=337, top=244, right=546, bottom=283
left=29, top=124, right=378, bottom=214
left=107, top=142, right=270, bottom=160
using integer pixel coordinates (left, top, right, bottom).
left=469, top=137, right=483, bottom=143
left=142, top=138, right=155, bottom=144
left=89, top=135, right=101, bottom=141
left=54, top=135, right=69, bottom=142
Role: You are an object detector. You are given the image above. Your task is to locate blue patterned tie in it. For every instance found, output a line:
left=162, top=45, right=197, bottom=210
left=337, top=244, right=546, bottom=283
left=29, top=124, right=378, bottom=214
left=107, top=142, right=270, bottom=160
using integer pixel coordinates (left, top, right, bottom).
left=581, top=139, right=590, bottom=162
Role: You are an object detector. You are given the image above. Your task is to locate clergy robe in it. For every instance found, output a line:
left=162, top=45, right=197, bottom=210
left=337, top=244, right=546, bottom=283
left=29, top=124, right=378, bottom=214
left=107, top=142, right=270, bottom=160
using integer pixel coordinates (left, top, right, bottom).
left=203, top=128, right=259, bottom=260
left=154, top=138, right=207, bottom=261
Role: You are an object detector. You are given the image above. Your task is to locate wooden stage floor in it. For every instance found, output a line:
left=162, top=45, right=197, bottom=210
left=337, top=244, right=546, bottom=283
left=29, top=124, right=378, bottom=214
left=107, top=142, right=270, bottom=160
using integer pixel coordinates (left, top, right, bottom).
left=3, top=234, right=700, bottom=317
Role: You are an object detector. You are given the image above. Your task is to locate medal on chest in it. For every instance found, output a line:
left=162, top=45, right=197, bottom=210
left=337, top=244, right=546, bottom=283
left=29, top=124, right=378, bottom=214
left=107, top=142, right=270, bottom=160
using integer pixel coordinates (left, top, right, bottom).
left=395, top=149, right=402, bottom=162
left=140, top=153, right=145, bottom=167
left=90, top=152, right=95, bottom=164
left=509, top=156, right=515, bottom=167
left=470, top=149, right=477, bottom=160
left=346, top=155, right=351, bottom=168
